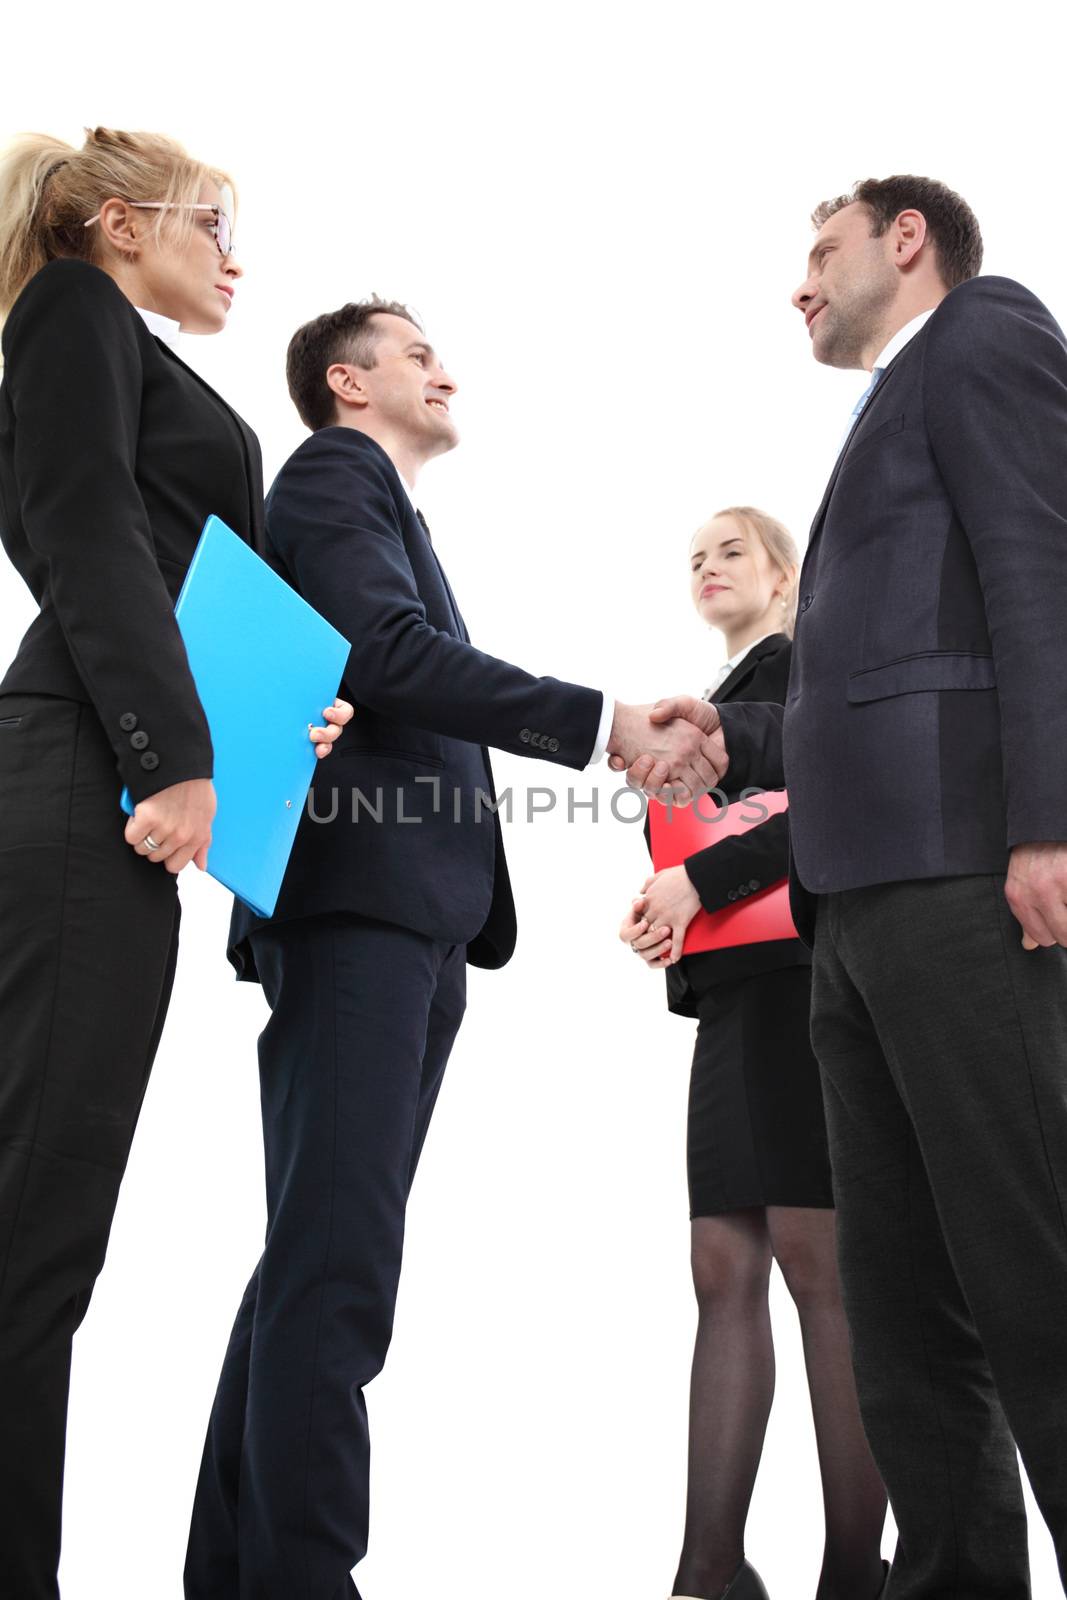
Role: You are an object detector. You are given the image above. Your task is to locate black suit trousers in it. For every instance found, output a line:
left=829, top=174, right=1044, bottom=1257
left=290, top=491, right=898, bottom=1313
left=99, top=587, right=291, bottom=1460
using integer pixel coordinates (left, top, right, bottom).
left=185, top=913, right=466, bottom=1600
left=0, top=693, right=180, bottom=1600
left=811, top=876, right=1067, bottom=1599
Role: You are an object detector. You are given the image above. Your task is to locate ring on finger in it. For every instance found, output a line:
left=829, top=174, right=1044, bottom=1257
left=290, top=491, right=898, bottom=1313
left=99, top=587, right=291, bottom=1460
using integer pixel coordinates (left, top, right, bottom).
left=145, top=834, right=161, bottom=851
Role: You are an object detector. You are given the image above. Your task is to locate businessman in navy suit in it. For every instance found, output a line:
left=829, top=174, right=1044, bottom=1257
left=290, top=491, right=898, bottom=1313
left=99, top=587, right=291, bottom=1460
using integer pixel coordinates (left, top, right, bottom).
left=624, top=178, right=1067, bottom=1596
left=184, top=297, right=721, bottom=1599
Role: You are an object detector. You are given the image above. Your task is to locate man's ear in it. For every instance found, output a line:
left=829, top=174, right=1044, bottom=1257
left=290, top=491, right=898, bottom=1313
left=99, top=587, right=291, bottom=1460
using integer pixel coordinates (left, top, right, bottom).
left=893, top=208, right=928, bottom=271
left=326, top=362, right=369, bottom=413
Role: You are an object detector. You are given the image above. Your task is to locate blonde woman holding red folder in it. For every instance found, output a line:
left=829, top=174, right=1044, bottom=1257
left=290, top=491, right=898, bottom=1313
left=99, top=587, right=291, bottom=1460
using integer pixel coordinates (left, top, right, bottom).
left=619, top=507, right=888, bottom=1600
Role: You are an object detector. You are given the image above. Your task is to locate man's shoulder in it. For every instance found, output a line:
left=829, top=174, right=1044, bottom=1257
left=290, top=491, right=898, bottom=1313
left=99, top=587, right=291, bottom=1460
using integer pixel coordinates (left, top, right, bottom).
left=268, top=426, right=407, bottom=511
left=928, top=274, right=1063, bottom=348
left=268, top=425, right=412, bottom=537
left=277, top=425, right=399, bottom=477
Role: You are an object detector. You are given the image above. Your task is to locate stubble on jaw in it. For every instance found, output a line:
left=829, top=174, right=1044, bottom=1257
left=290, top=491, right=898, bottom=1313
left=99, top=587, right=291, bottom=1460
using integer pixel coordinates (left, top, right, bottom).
left=814, top=263, right=898, bottom=370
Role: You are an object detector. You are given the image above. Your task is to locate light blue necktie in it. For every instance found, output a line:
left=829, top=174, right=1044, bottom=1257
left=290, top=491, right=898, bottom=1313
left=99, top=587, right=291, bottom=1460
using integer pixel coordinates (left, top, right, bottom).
left=839, top=366, right=885, bottom=453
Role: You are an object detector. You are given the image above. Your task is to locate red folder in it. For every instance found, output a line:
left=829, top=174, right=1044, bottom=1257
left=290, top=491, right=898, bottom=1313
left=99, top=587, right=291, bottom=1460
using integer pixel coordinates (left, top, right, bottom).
left=647, top=789, right=798, bottom=954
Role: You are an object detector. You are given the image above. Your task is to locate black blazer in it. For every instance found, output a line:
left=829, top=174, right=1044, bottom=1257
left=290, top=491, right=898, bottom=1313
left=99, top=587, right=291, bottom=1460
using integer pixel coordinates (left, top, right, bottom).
left=716, top=276, right=1067, bottom=948
left=228, top=426, right=603, bottom=979
left=653, top=633, right=810, bottom=1019
left=0, top=258, right=264, bottom=803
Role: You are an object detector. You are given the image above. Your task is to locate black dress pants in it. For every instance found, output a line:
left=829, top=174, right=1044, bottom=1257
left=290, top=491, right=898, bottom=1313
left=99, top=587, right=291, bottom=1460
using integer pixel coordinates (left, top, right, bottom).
left=0, top=694, right=181, bottom=1599
left=811, top=875, right=1067, bottom=1599
left=185, top=912, right=466, bottom=1600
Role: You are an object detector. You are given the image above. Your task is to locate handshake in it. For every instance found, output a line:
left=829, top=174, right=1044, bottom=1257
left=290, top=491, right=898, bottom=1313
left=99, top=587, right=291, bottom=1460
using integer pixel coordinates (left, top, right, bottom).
left=605, top=696, right=728, bottom=802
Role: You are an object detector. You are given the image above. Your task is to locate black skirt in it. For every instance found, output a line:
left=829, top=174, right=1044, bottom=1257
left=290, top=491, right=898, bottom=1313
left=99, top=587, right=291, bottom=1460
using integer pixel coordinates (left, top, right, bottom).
left=686, top=965, right=834, bottom=1217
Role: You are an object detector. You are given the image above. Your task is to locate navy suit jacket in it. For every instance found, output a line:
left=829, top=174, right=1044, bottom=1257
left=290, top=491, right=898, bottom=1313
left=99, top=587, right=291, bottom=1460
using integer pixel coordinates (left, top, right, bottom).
left=715, top=276, right=1067, bottom=947
left=229, top=427, right=602, bottom=979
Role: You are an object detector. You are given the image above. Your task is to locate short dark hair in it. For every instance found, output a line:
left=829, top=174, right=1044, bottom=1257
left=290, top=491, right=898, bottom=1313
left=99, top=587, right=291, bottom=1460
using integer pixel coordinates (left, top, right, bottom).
left=812, top=175, right=983, bottom=289
left=286, top=295, right=422, bottom=431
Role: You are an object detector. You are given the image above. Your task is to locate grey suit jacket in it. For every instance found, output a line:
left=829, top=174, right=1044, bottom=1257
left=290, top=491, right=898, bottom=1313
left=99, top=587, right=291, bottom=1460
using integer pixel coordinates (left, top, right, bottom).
left=716, top=275, right=1067, bottom=946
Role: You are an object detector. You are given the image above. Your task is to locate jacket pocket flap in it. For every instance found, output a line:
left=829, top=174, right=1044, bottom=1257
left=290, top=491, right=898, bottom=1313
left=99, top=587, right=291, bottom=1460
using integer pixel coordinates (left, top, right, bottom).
left=847, top=651, right=996, bottom=703
left=842, top=411, right=905, bottom=463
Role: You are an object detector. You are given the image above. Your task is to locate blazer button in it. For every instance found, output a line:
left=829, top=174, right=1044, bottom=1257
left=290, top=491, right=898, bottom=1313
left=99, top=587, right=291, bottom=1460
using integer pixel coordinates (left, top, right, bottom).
left=727, top=889, right=738, bottom=902
left=548, top=737, right=560, bottom=753
left=140, top=751, right=160, bottom=771
left=739, top=884, right=750, bottom=896
left=130, top=730, right=150, bottom=751
left=748, top=878, right=760, bottom=890
left=800, top=593, right=814, bottom=611
left=119, top=712, right=138, bottom=732
left=539, top=734, right=550, bottom=749
left=520, top=728, right=532, bottom=744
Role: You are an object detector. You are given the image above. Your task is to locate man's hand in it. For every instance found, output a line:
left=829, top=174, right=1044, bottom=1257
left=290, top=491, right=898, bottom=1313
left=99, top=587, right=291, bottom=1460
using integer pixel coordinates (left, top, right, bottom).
left=1005, top=842, right=1067, bottom=949
left=125, top=778, right=217, bottom=874
left=605, top=699, right=728, bottom=803
left=309, top=698, right=354, bottom=758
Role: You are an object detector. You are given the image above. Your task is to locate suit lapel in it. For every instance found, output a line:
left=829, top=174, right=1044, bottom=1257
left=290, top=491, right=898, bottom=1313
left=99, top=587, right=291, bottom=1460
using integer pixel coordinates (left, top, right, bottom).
left=713, top=633, right=788, bottom=701
left=157, top=342, right=265, bottom=551
left=806, top=354, right=906, bottom=543
left=412, top=508, right=468, bottom=642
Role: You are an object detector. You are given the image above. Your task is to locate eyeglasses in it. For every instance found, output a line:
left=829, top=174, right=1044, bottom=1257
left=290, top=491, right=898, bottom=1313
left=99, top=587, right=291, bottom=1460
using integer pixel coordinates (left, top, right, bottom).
left=83, top=199, right=235, bottom=258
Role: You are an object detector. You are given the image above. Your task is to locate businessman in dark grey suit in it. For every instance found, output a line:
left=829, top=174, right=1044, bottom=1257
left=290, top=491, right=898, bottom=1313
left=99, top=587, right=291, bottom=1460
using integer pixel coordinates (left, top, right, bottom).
left=622, top=178, right=1067, bottom=1597
left=184, top=297, right=721, bottom=1600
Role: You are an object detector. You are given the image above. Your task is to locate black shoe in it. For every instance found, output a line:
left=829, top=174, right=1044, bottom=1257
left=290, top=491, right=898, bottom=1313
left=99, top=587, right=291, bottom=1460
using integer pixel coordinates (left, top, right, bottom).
left=721, top=1560, right=771, bottom=1600
left=670, top=1558, right=771, bottom=1600
left=876, top=1560, right=891, bottom=1599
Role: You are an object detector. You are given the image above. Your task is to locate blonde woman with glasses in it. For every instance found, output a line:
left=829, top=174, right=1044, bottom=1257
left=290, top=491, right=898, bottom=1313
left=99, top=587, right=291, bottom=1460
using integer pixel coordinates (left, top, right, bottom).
left=0, top=126, right=348, bottom=1596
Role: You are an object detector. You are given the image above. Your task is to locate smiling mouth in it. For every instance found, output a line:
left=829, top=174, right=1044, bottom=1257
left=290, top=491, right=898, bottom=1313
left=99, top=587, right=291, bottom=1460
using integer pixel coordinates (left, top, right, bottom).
left=426, top=399, right=449, bottom=413
left=807, top=304, right=826, bottom=333
left=702, top=585, right=728, bottom=597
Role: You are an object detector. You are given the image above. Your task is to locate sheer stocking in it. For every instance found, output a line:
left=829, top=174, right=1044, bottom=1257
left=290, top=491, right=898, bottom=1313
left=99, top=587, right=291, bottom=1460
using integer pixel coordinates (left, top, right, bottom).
left=672, top=1207, right=887, bottom=1600
left=767, top=1206, right=887, bottom=1600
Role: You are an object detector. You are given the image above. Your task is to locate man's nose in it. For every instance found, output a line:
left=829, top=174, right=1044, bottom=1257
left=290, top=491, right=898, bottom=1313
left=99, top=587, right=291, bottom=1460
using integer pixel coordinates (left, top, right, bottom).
left=435, top=366, right=458, bottom=395
left=791, top=274, right=815, bottom=312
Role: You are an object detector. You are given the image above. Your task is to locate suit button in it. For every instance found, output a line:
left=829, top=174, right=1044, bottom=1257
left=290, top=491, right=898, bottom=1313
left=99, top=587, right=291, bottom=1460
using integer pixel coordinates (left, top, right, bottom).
left=119, top=712, right=138, bottom=732
left=520, top=728, right=532, bottom=744
left=547, top=737, right=560, bottom=753
left=727, top=889, right=738, bottom=902
left=739, top=885, right=750, bottom=897
left=539, top=734, right=550, bottom=749
left=140, top=752, right=160, bottom=772
left=130, top=730, right=150, bottom=751
left=749, top=878, right=760, bottom=890
left=800, top=593, right=813, bottom=611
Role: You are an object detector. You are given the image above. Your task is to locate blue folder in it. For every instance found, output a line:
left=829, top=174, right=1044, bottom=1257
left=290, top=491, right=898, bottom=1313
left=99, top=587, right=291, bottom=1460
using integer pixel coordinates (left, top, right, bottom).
left=121, top=514, right=351, bottom=917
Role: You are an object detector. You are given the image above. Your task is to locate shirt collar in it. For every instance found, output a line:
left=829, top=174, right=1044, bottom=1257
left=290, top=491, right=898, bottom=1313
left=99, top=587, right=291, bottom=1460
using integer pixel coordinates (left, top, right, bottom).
left=707, top=630, right=778, bottom=696
left=135, top=306, right=182, bottom=349
left=871, top=308, right=935, bottom=374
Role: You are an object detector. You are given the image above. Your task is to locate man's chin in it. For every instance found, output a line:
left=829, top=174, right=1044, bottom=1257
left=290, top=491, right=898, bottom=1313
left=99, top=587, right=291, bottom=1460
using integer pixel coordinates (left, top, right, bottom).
left=429, top=424, right=460, bottom=455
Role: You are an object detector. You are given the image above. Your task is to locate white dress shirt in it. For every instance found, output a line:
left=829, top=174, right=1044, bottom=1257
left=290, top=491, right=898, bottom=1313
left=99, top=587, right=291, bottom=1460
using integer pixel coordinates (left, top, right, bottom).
left=397, top=471, right=613, bottom=767
left=135, top=306, right=181, bottom=349
left=704, top=631, right=778, bottom=701
left=871, top=308, right=935, bottom=374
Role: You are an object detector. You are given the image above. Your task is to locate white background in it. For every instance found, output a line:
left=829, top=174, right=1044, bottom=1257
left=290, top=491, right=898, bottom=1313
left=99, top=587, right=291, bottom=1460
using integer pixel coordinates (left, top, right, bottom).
left=3, top=3, right=1066, bottom=1595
